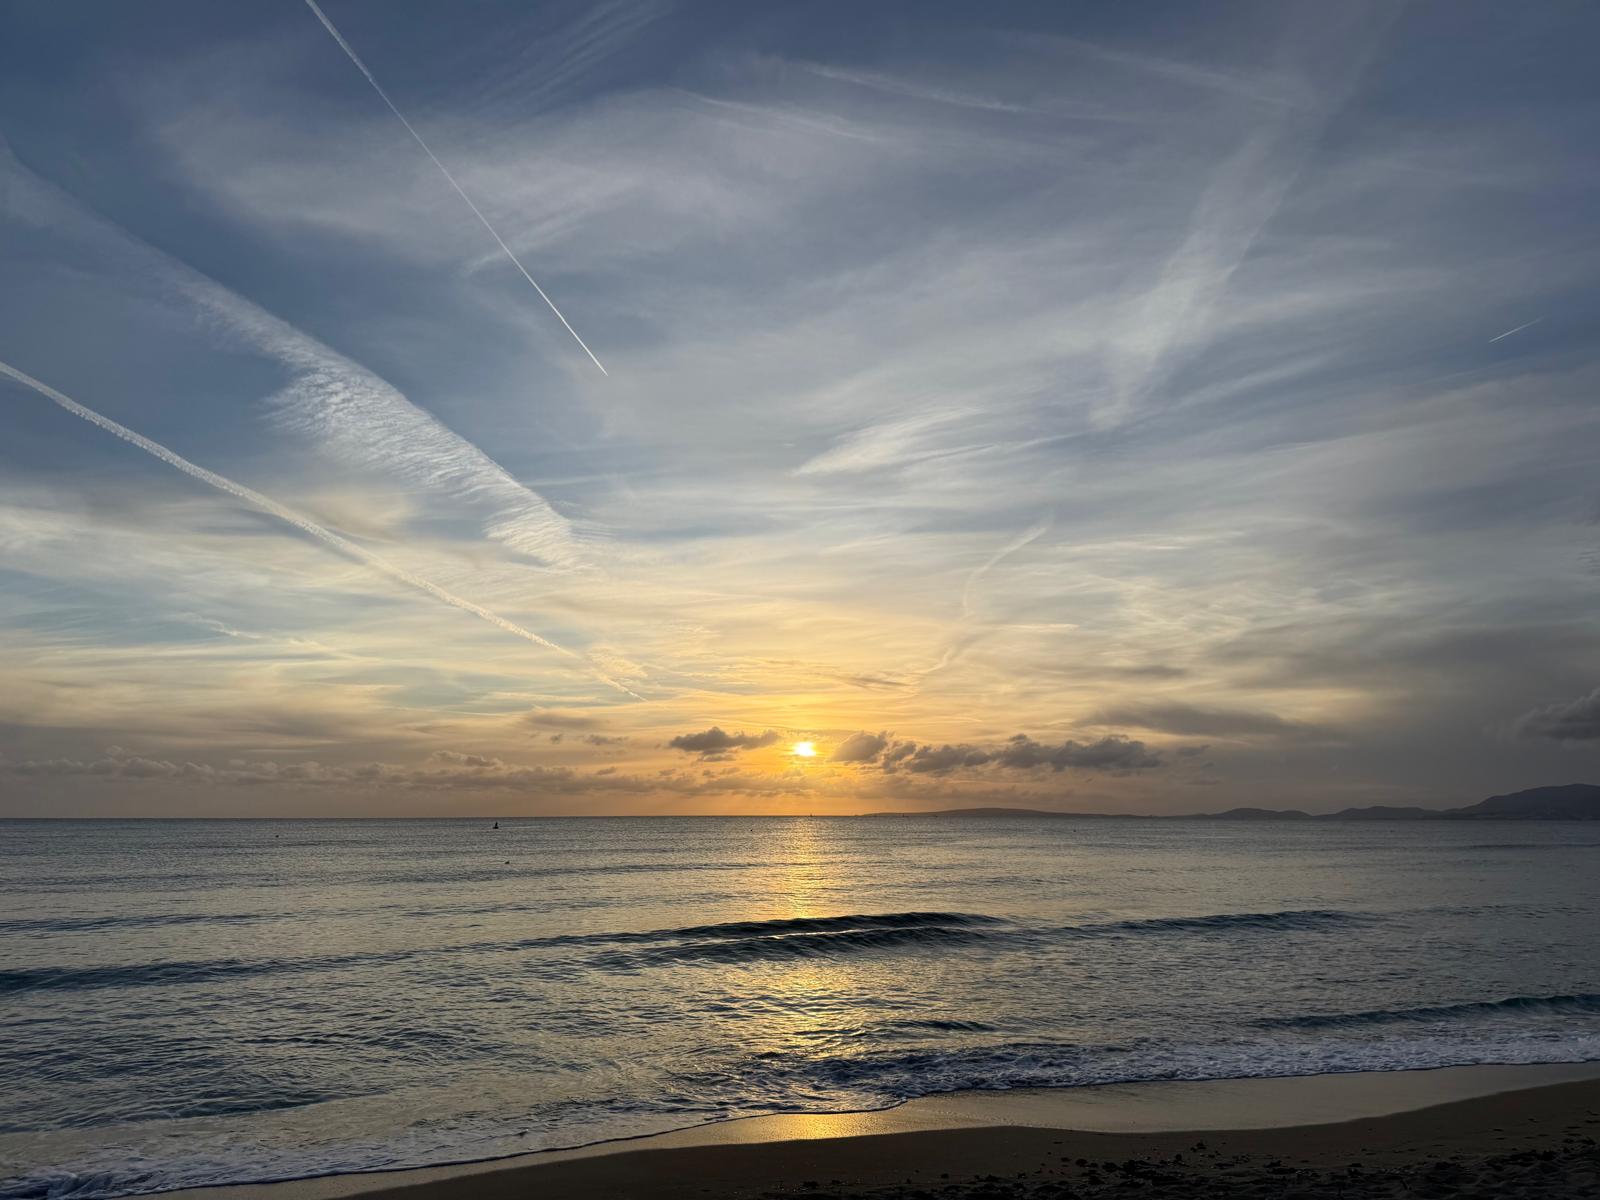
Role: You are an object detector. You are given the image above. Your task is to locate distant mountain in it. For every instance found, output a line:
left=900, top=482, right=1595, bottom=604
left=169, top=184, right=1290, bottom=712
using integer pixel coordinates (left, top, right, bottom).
left=860, top=785, right=1600, bottom=821
left=1204, top=784, right=1600, bottom=821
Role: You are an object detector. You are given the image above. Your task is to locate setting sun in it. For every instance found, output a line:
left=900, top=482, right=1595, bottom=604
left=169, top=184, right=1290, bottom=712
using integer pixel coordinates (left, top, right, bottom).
left=791, top=741, right=817, bottom=758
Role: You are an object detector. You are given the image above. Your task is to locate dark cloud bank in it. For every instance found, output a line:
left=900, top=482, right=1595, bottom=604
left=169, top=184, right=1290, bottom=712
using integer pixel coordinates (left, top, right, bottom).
left=1514, top=687, right=1600, bottom=743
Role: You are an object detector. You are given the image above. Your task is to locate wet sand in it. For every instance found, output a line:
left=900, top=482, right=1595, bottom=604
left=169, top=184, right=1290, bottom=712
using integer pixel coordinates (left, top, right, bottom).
left=174, top=1063, right=1600, bottom=1200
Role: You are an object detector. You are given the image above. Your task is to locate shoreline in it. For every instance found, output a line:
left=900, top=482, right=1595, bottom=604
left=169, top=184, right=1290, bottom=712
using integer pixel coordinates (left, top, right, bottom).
left=166, top=1060, right=1600, bottom=1200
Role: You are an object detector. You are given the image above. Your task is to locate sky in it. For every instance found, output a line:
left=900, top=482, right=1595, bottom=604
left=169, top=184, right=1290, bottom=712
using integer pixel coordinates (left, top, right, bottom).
left=2, top=0, right=1598, bottom=817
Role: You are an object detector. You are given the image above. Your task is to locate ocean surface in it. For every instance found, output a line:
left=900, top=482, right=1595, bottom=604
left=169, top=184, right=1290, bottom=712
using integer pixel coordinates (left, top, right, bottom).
left=3, top=816, right=1599, bottom=1199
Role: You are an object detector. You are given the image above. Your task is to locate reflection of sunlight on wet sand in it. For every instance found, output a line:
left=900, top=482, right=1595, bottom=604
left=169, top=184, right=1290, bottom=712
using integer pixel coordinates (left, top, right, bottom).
left=536, top=1063, right=1600, bottom=1162
left=194, top=1065, right=1600, bottom=1199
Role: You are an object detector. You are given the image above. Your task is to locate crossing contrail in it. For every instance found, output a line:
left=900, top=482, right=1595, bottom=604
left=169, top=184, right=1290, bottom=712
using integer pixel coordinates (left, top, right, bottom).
left=301, top=0, right=609, bottom=376
left=1487, top=317, right=1543, bottom=344
left=0, top=358, right=637, bottom=696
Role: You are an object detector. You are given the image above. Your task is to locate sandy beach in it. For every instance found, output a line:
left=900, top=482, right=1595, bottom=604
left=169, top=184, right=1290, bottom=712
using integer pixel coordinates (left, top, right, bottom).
left=168, top=1063, right=1600, bottom=1200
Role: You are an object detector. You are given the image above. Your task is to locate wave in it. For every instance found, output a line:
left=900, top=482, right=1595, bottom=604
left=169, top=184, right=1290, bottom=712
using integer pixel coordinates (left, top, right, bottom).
left=0, top=913, right=1008, bottom=994
left=522, top=910, right=1004, bottom=950
left=597, top=922, right=1000, bottom=969
left=1260, top=993, right=1600, bottom=1029
left=1061, top=909, right=1368, bottom=937
left=661, top=911, right=1003, bottom=940
left=882, top=1018, right=1002, bottom=1034
left=0, top=957, right=307, bottom=994
left=0, top=909, right=1371, bottom=995
left=671, top=1028, right=1600, bottom=1118
left=573, top=909, right=1355, bottom=971
left=0, top=912, right=273, bottom=934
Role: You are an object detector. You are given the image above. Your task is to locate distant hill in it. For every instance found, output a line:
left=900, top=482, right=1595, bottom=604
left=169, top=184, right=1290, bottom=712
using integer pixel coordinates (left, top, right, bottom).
left=860, top=785, right=1600, bottom=821
left=1442, top=783, right=1600, bottom=820
left=1203, top=784, right=1600, bottom=821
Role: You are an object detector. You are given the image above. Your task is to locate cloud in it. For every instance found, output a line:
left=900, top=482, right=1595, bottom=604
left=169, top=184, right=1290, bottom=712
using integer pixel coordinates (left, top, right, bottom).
left=524, top=708, right=607, bottom=731
left=429, top=750, right=502, bottom=767
left=1513, top=687, right=1600, bottom=743
left=1095, top=5, right=1394, bottom=427
left=1, top=147, right=582, bottom=568
left=889, top=742, right=995, bottom=773
left=0, top=358, right=629, bottom=691
left=189, top=283, right=583, bottom=566
left=1092, top=701, right=1305, bottom=738
left=0, top=749, right=761, bottom=796
left=667, top=726, right=782, bottom=755
left=795, top=408, right=975, bottom=477
left=961, top=515, right=1052, bottom=619
left=0, top=753, right=405, bottom=787
left=833, top=673, right=913, bottom=690
left=992, top=733, right=1161, bottom=771
left=798, top=63, right=1037, bottom=115
left=882, top=741, right=918, bottom=767
left=830, top=731, right=888, bottom=762
left=873, top=733, right=1161, bottom=774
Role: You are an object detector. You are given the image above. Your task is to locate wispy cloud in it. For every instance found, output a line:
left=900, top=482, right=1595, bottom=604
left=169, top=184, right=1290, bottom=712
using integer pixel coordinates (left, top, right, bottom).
left=798, top=62, right=1036, bottom=115
left=0, top=359, right=635, bottom=696
left=2, top=146, right=582, bottom=568
left=1027, top=31, right=1303, bottom=108
left=1098, top=9, right=1396, bottom=427
left=471, top=0, right=672, bottom=117
left=961, top=516, right=1053, bottom=619
left=185, top=279, right=585, bottom=566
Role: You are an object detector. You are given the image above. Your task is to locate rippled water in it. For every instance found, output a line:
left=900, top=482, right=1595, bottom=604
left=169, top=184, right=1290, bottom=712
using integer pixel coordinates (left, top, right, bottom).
left=3, top=816, right=1599, bottom=1198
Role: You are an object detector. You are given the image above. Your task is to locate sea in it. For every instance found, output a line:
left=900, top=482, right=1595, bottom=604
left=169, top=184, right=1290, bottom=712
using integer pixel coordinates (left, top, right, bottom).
left=3, top=816, right=1599, bottom=1199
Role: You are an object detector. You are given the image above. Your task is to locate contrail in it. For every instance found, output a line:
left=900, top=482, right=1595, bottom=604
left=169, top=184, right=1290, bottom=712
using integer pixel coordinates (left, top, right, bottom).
left=301, top=0, right=609, bottom=376
left=1487, top=317, right=1543, bottom=344
left=961, top=515, right=1053, bottom=619
left=0, top=359, right=637, bottom=697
